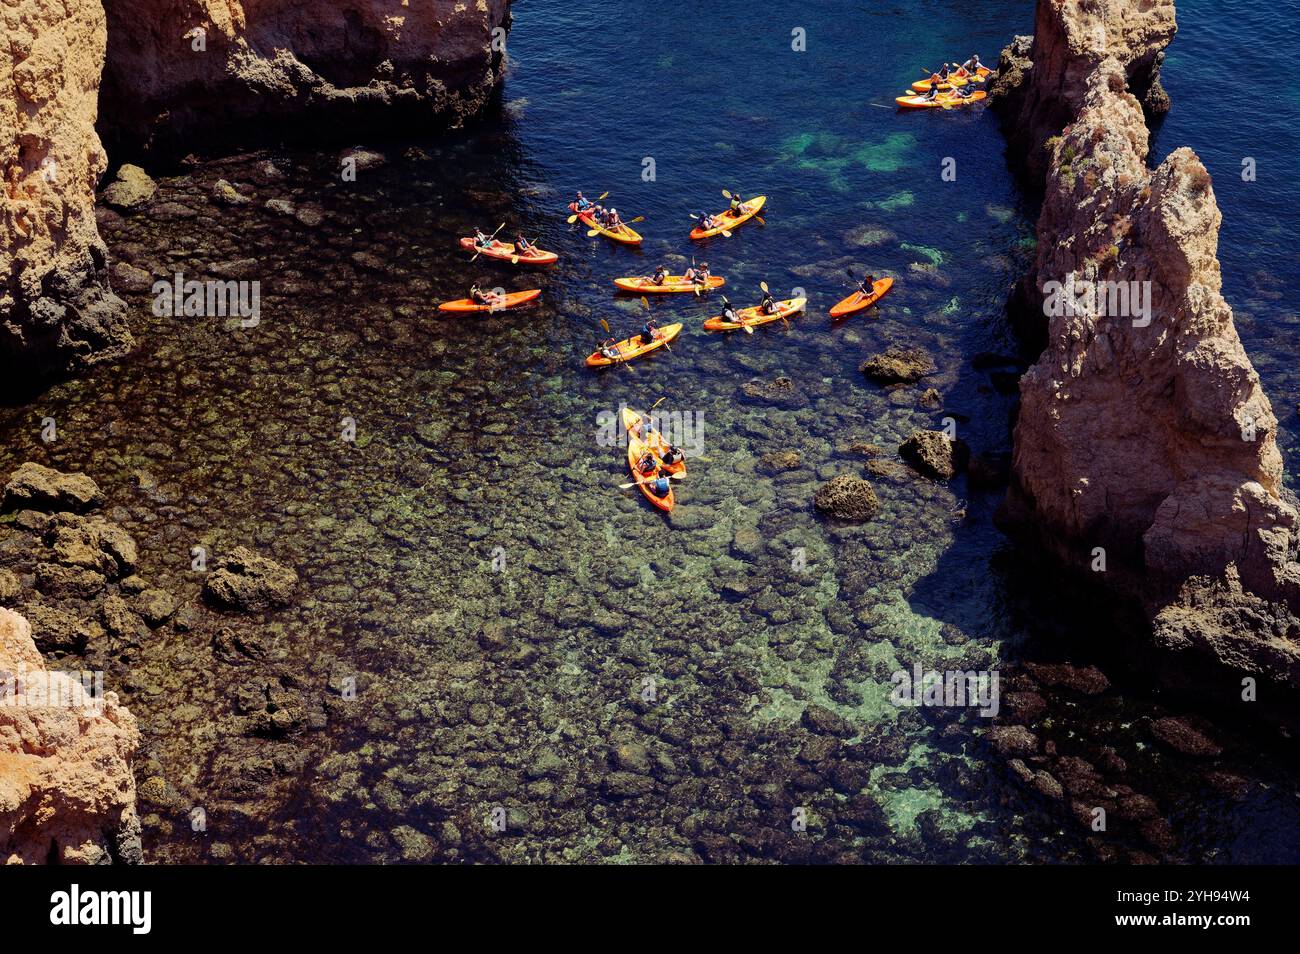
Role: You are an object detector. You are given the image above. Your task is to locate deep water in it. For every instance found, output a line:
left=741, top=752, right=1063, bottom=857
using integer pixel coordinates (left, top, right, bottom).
left=0, top=0, right=1296, bottom=863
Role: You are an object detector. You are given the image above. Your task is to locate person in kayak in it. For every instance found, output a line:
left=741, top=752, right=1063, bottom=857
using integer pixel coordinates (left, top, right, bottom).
left=954, top=84, right=975, bottom=100
left=959, top=54, right=983, bottom=75
left=692, top=261, right=712, bottom=285
left=759, top=289, right=778, bottom=315
left=858, top=273, right=879, bottom=296
left=473, top=229, right=495, bottom=249
left=728, top=191, right=746, bottom=216
left=515, top=234, right=536, bottom=256
left=719, top=296, right=740, bottom=325
left=636, top=449, right=658, bottom=475
left=469, top=282, right=496, bottom=306
left=651, top=265, right=669, bottom=286
left=696, top=211, right=716, bottom=232
left=939, top=63, right=952, bottom=79
left=574, top=191, right=592, bottom=211
left=640, top=317, right=660, bottom=345
left=647, top=467, right=672, bottom=500
left=599, top=337, right=621, bottom=361
left=660, top=445, right=684, bottom=468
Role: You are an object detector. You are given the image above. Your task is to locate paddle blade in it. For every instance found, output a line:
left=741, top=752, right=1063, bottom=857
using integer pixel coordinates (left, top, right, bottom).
left=719, top=229, right=732, bottom=238
left=743, top=324, right=754, bottom=334
left=567, top=214, right=579, bottom=224
left=721, top=188, right=732, bottom=199
left=586, top=228, right=601, bottom=237
left=597, top=191, right=609, bottom=201
left=600, top=319, right=610, bottom=334
left=627, top=216, right=645, bottom=224
left=640, top=296, right=650, bottom=311
left=760, top=281, right=769, bottom=293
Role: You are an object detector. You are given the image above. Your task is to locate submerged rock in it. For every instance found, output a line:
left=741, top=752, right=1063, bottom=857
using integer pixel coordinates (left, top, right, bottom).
left=204, top=547, right=299, bottom=612
left=813, top=475, right=880, bottom=521
left=859, top=346, right=934, bottom=385
left=100, top=164, right=157, bottom=211
left=2, top=463, right=102, bottom=514
left=900, top=430, right=970, bottom=480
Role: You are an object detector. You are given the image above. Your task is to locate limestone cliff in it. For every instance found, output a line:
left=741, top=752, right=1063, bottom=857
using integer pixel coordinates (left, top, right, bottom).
left=994, top=1, right=1300, bottom=691
left=99, top=0, right=513, bottom=158
left=1, top=0, right=133, bottom=385
left=990, top=0, right=1176, bottom=183
left=0, top=607, right=142, bottom=863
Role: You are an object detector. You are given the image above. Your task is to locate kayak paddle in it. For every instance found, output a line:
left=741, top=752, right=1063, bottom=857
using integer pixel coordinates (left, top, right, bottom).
left=618, top=472, right=686, bottom=491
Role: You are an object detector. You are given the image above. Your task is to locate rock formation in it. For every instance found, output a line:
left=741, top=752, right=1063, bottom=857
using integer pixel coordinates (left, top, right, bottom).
left=98, top=0, right=514, bottom=158
left=993, top=0, right=1300, bottom=692
left=990, top=0, right=1176, bottom=183
left=3, top=0, right=513, bottom=384
left=0, top=607, right=142, bottom=863
left=1, top=0, right=133, bottom=385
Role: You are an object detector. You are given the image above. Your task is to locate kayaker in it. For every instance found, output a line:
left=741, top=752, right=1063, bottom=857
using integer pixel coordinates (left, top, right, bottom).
left=719, top=296, right=740, bottom=325
left=574, top=191, right=592, bottom=211
left=470, top=282, right=494, bottom=305
left=728, top=191, right=745, bottom=216
left=760, top=289, right=778, bottom=315
left=648, top=467, right=672, bottom=500
left=661, top=445, right=684, bottom=468
left=960, top=54, right=983, bottom=74
left=599, top=337, right=621, bottom=361
left=651, top=265, right=669, bottom=286
left=640, top=317, right=660, bottom=345
left=923, top=85, right=941, bottom=102
left=697, top=212, right=716, bottom=231
left=695, top=261, right=712, bottom=284
left=927, top=71, right=943, bottom=87
left=636, top=450, right=657, bottom=475
left=954, top=84, right=974, bottom=99
left=515, top=233, right=536, bottom=255
left=473, top=229, right=494, bottom=249
left=939, top=63, right=951, bottom=79
left=858, top=273, right=879, bottom=296
left=608, top=208, right=624, bottom=230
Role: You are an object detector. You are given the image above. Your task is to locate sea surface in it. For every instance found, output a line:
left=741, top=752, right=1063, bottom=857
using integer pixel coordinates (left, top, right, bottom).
left=0, top=0, right=1296, bottom=863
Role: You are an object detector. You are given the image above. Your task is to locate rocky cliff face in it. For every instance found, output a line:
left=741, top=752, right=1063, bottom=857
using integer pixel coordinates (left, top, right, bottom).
left=991, top=0, right=1176, bottom=183
left=2, top=0, right=511, bottom=383
left=994, top=1, right=1300, bottom=692
left=0, top=607, right=142, bottom=863
left=99, top=0, right=513, bottom=158
left=1, top=0, right=133, bottom=385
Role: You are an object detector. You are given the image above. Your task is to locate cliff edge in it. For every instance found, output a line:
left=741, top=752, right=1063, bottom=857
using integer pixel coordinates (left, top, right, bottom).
left=992, top=1, right=1300, bottom=694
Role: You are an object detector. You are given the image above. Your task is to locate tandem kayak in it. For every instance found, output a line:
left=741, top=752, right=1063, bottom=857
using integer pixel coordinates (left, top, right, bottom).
left=625, top=424, right=675, bottom=513
left=621, top=407, right=685, bottom=476
left=613, top=275, right=726, bottom=294
left=910, top=66, right=991, bottom=92
left=829, top=278, right=894, bottom=318
left=438, top=289, right=541, bottom=313
left=689, top=195, right=767, bottom=239
left=895, top=90, right=987, bottom=109
left=458, top=237, right=559, bottom=264
left=569, top=203, right=643, bottom=245
left=703, top=297, right=806, bottom=332
left=585, top=323, right=683, bottom=367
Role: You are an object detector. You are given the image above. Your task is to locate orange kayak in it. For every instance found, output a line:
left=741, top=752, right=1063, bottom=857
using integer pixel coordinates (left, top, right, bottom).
left=621, top=407, right=685, bottom=475
left=458, top=237, right=558, bottom=264
left=896, top=90, right=987, bottom=109
left=689, top=195, right=767, bottom=239
left=569, top=203, right=642, bottom=245
left=438, top=289, right=541, bottom=313
left=613, top=275, right=725, bottom=294
left=703, top=297, right=806, bottom=332
left=911, top=65, right=991, bottom=92
left=585, top=323, right=683, bottom=367
left=829, top=278, right=894, bottom=318
left=625, top=426, right=675, bottom=513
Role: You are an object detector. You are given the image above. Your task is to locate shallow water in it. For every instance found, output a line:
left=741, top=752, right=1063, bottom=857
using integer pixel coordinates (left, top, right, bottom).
left=1, top=0, right=1297, bottom=863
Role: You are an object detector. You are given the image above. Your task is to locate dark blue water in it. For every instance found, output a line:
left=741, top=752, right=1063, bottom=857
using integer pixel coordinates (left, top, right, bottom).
left=1153, top=0, right=1300, bottom=465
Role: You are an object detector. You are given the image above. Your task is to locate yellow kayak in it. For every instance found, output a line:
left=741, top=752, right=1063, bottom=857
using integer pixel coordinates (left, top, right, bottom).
left=703, top=297, right=806, bottom=332
left=570, top=203, right=643, bottom=244
left=586, top=323, right=683, bottom=367
left=690, top=196, right=766, bottom=239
